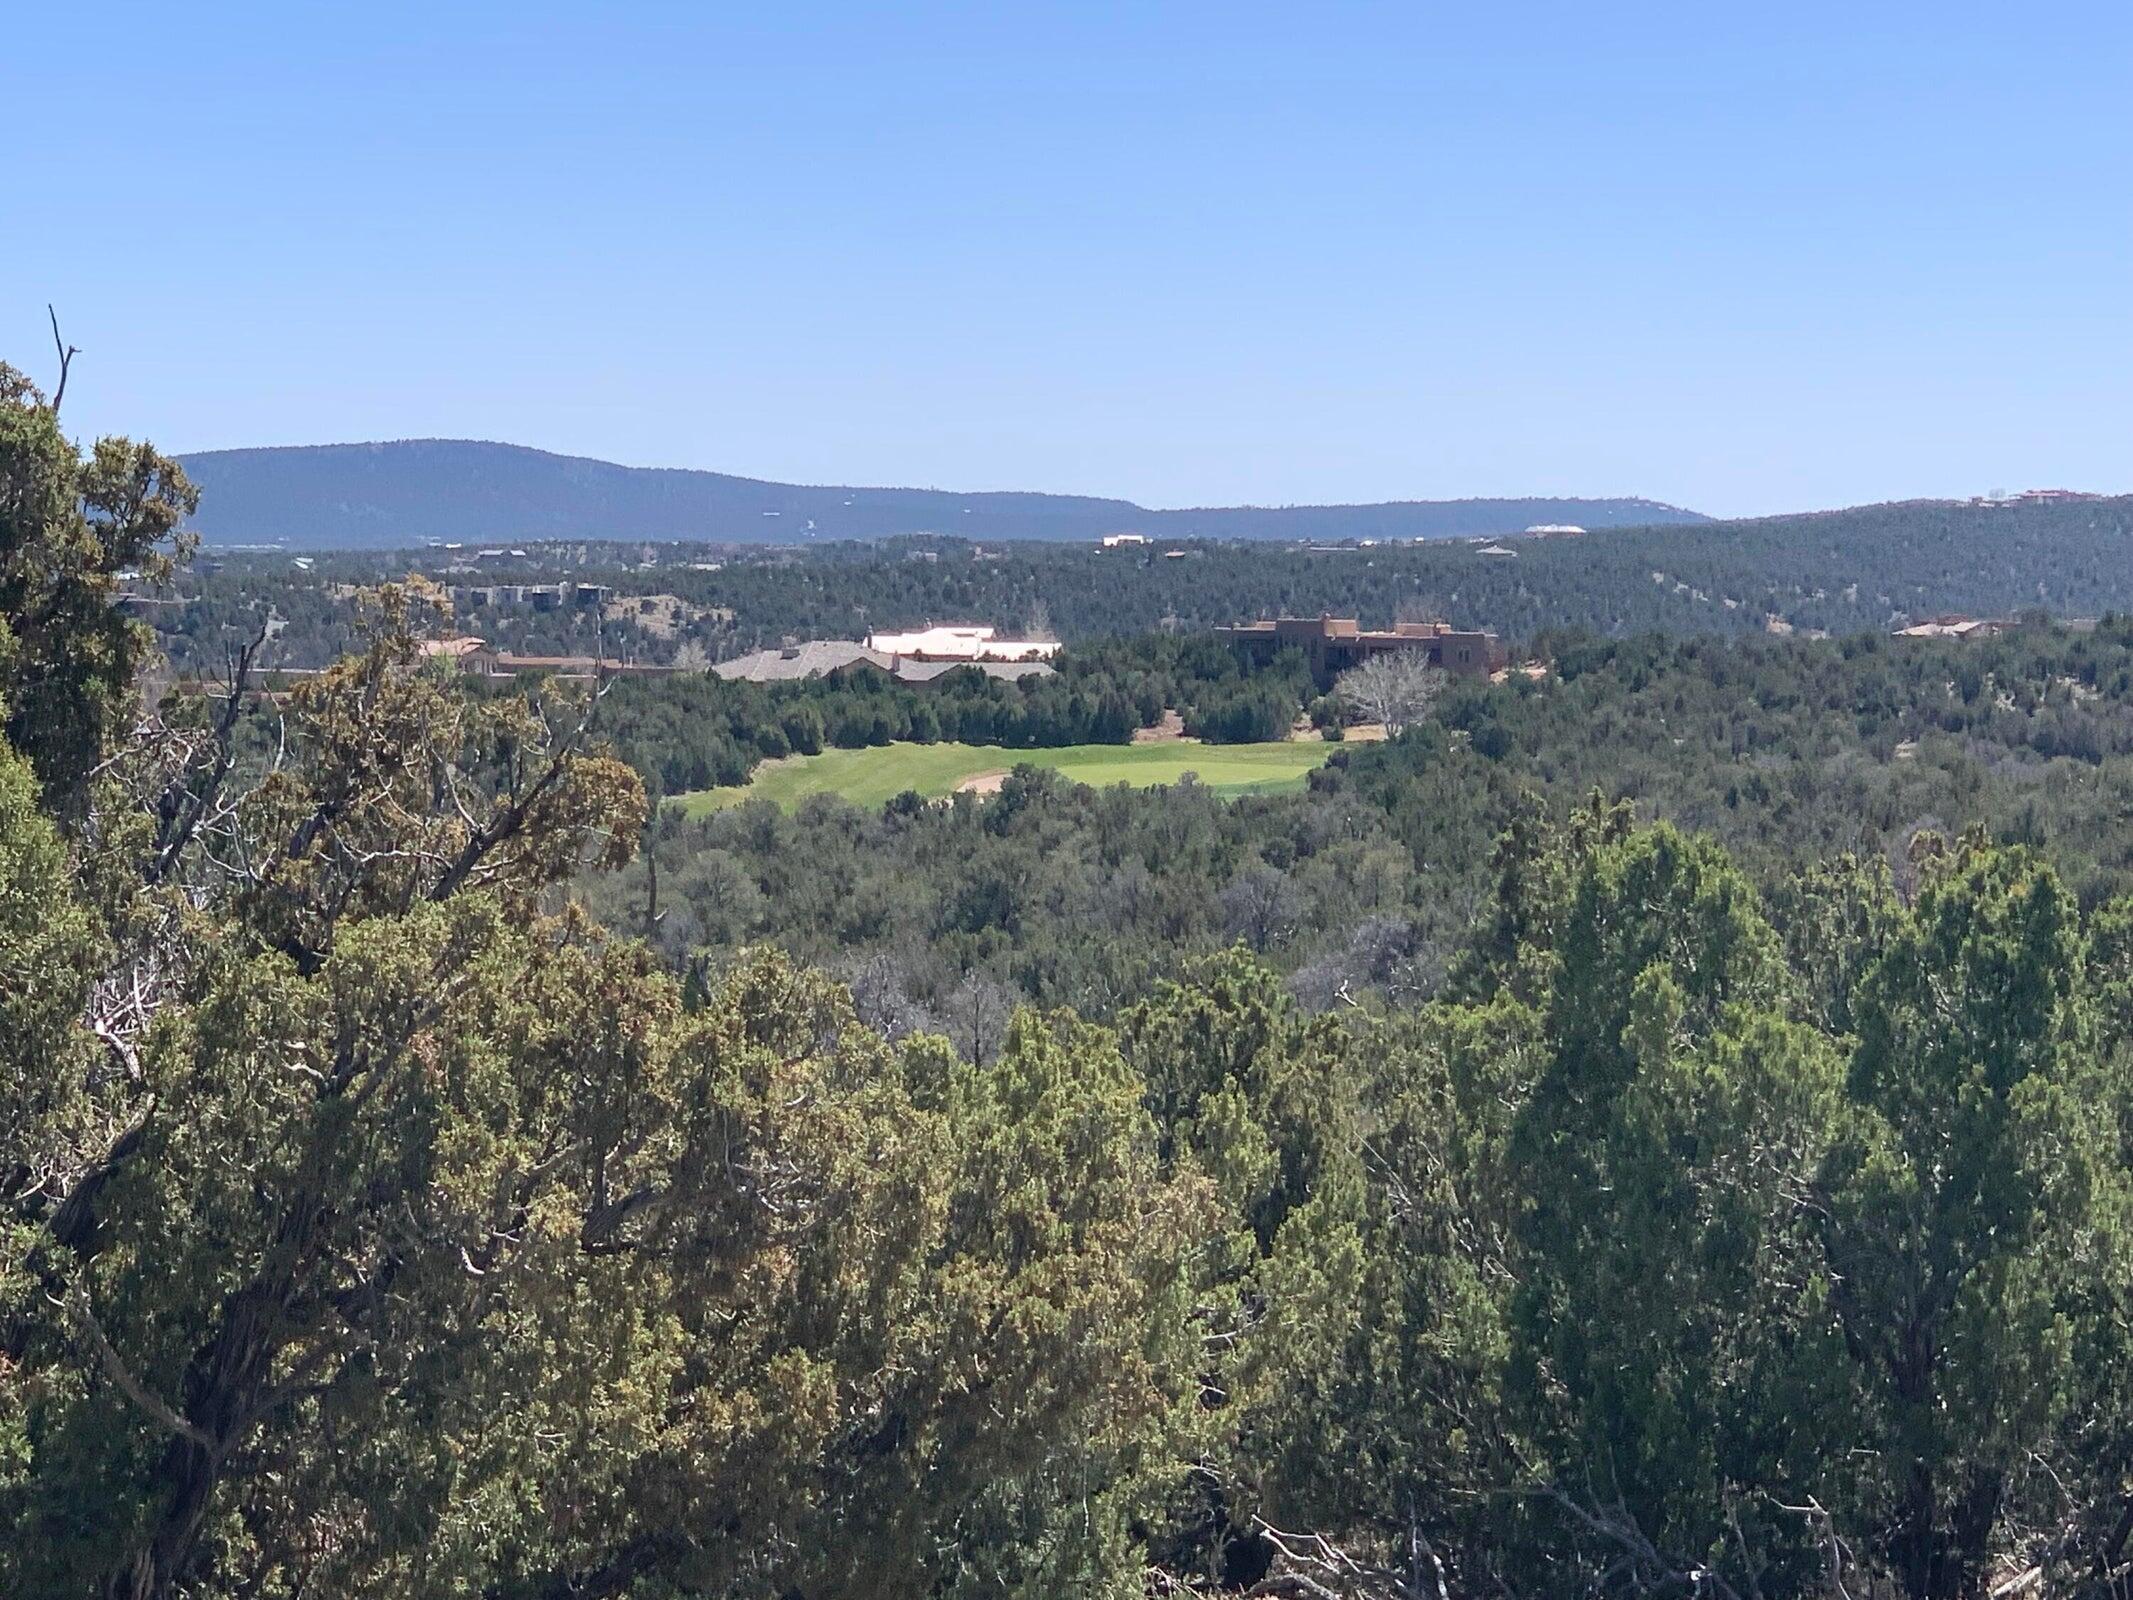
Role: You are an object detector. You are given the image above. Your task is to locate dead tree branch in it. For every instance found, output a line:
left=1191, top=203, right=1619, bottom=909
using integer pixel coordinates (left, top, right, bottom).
left=48, top=304, right=79, bottom=413
left=78, top=1289, right=216, bottom=1453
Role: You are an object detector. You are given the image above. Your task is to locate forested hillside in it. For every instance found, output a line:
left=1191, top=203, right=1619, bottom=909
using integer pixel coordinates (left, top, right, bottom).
left=590, top=621, right=2133, bottom=1021
left=176, top=438, right=1700, bottom=548
left=154, top=493, right=2133, bottom=677
left=596, top=632, right=1326, bottom=795
left=622, top=496, right=2127, bottom=643
left=14, top=365, right=2133, bottom=1600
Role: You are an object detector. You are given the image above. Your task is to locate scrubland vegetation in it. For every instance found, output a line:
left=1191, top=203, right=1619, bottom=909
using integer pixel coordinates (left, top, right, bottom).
left=13, top=366, right=2133, bottom=1599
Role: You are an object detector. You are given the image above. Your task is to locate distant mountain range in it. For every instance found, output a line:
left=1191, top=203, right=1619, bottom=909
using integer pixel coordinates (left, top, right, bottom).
left=174, top=439, right=1709, bottom=549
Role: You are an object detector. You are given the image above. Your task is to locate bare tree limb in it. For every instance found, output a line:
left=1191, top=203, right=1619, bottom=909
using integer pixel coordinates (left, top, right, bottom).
left=1540, top=1485, right=1746, bottom=1600
left=48, top=304, right=79, bottom=413
left=146, top=622, right=267, bottom=885
left=1247, top=1518, right=1425, bottom=1599
left=78, top=1290, right=216, bottom=1453
left=1335, top=653, right=1446, bottom=739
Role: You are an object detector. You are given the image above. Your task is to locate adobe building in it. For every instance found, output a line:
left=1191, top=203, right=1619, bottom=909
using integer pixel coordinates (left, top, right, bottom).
left=1214, top=615, right=1506, bottom=685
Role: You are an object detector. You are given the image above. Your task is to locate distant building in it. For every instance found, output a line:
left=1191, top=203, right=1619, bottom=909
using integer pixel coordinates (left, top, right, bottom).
left=1974, top=488, right=2104, bottom=507
left=1524, top=523, right=1586, bottom=537
left=479, top=651, right=685, bottom=681
left=419, top=635, right=489, bottom=664
left=1101, top=532, right=1149, bottom=548
left=885, top=658, right=1053, bottom=684
left=1215, top=615, right=1505, bottom=684
left=715, top=641, right=894, bottom=681
left=1892, top=615, right=2015, bottom=640
left=714, top=639, right=1052, bottom=685
left=419, top=635, right=683, bottom=680
left=864, top=625, right=1060, bottom=662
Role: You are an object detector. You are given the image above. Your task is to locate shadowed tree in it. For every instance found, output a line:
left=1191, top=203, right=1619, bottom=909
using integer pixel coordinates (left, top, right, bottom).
left=1819, top=844, right=2120, bottom=1600
left=1505, top=824, right=1853, bottom=1597
left=1221, top=861, right=1304, bottom=954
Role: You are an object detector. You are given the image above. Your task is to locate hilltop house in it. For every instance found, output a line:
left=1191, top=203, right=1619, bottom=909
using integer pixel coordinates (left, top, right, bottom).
left=863, top=625, right=1060, bottom=663
left=1892, top=615, right=2015, bottom=640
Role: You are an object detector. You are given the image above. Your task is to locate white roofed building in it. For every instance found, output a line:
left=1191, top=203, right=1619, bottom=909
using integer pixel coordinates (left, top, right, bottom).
left=864, top=625, right=1061, bottom=662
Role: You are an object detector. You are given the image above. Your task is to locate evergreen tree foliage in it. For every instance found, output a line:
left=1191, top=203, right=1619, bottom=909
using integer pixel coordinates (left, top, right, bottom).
left=10, top=368, right=2133, bottom=1598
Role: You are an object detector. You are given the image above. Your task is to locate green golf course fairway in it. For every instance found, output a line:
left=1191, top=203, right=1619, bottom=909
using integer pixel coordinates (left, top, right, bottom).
left=670, top=740, right=1332, bottom=815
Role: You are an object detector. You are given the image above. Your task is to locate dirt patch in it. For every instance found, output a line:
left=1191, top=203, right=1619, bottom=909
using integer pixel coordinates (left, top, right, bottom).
left=604, top=593, right=720, bottom=640
left=954, top=769, right=1010, bottom=795
left=1290, top=717, right=1390, bottom=743
left=1132, top=709, right=1189, bottom=744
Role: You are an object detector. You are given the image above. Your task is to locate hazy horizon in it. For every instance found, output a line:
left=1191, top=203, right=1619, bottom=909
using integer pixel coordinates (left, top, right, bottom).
left=177, top=436, right=1718, bottom=517
left=10, top=3, right=2130, bottom=519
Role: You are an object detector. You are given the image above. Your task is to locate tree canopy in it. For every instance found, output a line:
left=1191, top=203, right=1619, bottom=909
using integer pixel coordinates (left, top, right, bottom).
left=8, top=365, right=2133, bottom=1599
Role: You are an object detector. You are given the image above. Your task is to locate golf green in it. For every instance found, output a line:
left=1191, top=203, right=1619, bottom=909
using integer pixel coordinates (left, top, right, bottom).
left=669, top=739, right=1332, bottom=815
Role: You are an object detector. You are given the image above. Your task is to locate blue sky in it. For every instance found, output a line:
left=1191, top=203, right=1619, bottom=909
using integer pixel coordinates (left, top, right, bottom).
left=5, top=2, right=2128, bottom=517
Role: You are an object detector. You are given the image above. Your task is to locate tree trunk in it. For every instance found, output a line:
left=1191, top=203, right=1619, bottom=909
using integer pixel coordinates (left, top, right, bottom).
left=99, top=1212, right=314, bottom=1597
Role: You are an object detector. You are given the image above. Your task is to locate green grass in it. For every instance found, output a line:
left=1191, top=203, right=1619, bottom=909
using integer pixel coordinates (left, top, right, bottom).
left=669, top=740, right=1333, bottom=816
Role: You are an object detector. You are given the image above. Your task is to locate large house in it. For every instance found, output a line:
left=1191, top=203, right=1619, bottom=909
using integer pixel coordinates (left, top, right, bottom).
left=863, top=625, right=1060, bottom=663
left=1214, top=615, right=1505, bottom=684
left=1891, top=615, right=2014, bottom=641
left=713, top=640, right=1053, bottom=685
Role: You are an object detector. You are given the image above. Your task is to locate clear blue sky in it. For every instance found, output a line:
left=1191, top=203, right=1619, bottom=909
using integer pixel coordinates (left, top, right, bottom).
left=5, top=2, right=2128, bottom=517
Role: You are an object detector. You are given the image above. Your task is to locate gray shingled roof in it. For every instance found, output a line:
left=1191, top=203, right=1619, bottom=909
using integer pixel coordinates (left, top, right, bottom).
left=889, top=659, right=1056, bottom=683
left=713, top=644, right=1056, bottom=685
left=713, top=642, right=892, bottom=682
